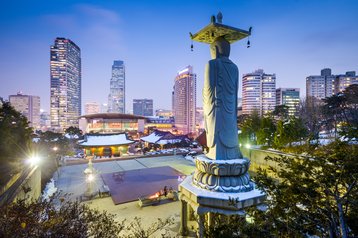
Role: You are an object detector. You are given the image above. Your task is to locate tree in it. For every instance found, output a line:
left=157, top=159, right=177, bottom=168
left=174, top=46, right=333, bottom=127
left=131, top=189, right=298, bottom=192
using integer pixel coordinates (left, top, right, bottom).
left=65, top=126, right=83, bottom=140
left=204, top=141, right=357, bottom=237
left=273, top=120, right=288, bottom=148
left=322, top=84, right=358, bottom=140
left=239, top=111, right=261, bottom=145
left=273, top=105, right=289, bottom=120
left=298, top=96, right=323, bottom=141
left=124, top=216, right=174, bottom=238
left=0, top=197, right=125, bottom=238
left=0, top=99, right=33, bottom=179
left=252, top=141, right=358, bottom=237
left=257, top=115, right=276, bottom=147
left=0, top=196, right=174, bottom=238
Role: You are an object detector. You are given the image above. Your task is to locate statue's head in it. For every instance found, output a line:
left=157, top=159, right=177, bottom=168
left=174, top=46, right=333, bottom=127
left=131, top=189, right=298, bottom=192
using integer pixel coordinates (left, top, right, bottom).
left=210, top=36, right=230, bottom=59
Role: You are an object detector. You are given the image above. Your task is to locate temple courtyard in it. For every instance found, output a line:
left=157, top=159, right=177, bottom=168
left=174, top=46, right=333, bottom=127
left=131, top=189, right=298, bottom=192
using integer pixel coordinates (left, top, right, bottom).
left=53, top=155, right=196, bottom=235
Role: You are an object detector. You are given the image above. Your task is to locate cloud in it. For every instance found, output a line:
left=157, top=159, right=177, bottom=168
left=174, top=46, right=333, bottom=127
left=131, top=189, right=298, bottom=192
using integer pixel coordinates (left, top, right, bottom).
left=75, top=4, right=120, bottom=24
left=42, top=14, right=78, bottom=30
left=40, top=4, right=124, bottom=50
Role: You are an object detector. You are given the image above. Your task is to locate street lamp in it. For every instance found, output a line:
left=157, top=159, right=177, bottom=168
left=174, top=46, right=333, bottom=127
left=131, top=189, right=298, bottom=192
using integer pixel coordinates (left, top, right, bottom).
left=84, top=158, right=96, bottom=197
left=28, top=156, right=40, bottom=166
left=245, top=143, right=252, bottom=160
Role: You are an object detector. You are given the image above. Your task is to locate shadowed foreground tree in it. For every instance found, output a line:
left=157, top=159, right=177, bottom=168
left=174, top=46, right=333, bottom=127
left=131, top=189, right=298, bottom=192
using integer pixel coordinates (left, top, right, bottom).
left=0, top=197, right=174, bottom=238
left=0, top=99, right=33, bottom=165
left=252, top=141, right=358, bottom=238
left=204, top=141, right=357, bottom=238
left=0, top=99, right=33, bottom=186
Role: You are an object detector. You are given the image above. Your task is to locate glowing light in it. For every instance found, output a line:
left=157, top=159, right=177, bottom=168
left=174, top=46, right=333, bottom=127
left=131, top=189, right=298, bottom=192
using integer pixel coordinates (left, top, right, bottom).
left=87, top=174, right=94, bottom=182
left=53, top=146, right=58, bottom=151
left=28, top=156, right=40, bottom=166
left=245, top=143, right=251, bottom=149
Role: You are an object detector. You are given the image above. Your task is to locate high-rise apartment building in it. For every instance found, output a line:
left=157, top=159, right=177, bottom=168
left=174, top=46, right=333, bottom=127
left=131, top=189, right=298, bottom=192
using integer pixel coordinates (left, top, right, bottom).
left=108, top=60, right=125, bottom=113
left=334, top=71, right=358, bottom=94
left=173, top=66, right=196, bottom=134
left=276, top=88, right=300, bottom=116
left=133, top=99, right=153, bottom=116
left=242, top=69, right=276, bottom=115
left=9, top=92, right=40, bottom=129
left=306, top=68, right=335, bottom=100
left=85, top=102, right=100, bottom=115
left=50, top=37, right=81, bottom=130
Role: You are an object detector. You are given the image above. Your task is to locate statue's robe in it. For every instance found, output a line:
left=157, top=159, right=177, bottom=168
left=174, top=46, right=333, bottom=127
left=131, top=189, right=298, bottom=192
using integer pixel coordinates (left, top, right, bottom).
left=203, top=57, right=241, bottom=160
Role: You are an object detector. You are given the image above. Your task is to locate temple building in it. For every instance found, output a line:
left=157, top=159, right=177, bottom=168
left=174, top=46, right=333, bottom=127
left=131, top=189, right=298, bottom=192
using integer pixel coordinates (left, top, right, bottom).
left=79, top=133, right=134, bottom=157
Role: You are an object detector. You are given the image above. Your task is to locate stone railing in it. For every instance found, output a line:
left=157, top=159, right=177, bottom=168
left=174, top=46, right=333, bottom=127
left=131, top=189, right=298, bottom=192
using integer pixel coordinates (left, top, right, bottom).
left=240, top=147, right=297, bottom=177
left=0, top=166, right=41, bottom=207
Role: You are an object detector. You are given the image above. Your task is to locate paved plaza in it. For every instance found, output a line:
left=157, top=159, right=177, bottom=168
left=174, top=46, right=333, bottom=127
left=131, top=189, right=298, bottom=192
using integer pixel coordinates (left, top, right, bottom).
left=53, top=155, right=196, bottom=236
left=102, top=166, right=185, bottom=204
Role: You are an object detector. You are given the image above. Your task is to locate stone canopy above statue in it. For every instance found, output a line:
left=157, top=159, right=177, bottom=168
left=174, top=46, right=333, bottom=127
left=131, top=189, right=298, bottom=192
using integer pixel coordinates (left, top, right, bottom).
left=190, top=12, right=251, bottom=44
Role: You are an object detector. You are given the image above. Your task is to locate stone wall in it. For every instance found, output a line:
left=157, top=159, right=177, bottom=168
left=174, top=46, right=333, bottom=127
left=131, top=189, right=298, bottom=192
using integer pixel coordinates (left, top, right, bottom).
left=14, top=166, right=42, bottom=202
left=0, top=166, right=41, bottom=206
left=241, top=148, right=295, bottom=177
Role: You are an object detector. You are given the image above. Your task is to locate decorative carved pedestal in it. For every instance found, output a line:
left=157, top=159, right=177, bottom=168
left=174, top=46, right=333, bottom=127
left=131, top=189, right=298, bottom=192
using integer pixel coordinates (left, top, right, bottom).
left=193, top=155, right=253, bottom=192
left=179, top=155, right=265, bottom=237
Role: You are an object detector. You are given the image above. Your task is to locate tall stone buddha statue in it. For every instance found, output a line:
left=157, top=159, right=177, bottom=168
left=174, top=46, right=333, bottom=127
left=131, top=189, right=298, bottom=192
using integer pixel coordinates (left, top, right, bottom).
left=188, top=12, right=254, bottom=192
left=204, top=36, right=242, bottom=160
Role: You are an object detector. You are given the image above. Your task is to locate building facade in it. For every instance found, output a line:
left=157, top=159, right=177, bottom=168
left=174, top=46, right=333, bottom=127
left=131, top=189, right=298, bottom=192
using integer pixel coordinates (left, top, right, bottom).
left=85, top=102, right=100, bottom=115
left=306, top=68, right=335, bottom=100
left=133, top=99, right=153, bottom=116
left=276, top=88, right=300, bottom=116
left=334, top=71, right=358, bottom=94
left=9, top=93, right=40, bottom=129
left=173, top=66, right=196, bottom=135
left=155, top=109, right=173, bottom=118
left=108, top=60, right=125, bottom=113
left=50, top=37, right=81, bottom=130
left=242, top=69, right=276, bottom=115
left=78, top=113, right=146, bottom=137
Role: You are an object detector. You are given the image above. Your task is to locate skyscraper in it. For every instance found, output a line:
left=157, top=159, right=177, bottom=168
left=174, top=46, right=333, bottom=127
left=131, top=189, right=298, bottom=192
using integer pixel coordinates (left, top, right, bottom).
left=84, top=102, right=100, bottom=115
left=306, top=68, right=335, bottom=100
left=276, top=88, right=300, bottom=116
left=9, top=92, right=40, bottom=129
left=133, top=99, right=153, bottom=116
left=242, top=69, right=276, bottom=115
left=108, top=60, right=125, bottom=113
left=50, top=37, right=81, bottom=130
left=334, top=71, right=358, bottom=94
left=173, top=66, right=196, bottom=134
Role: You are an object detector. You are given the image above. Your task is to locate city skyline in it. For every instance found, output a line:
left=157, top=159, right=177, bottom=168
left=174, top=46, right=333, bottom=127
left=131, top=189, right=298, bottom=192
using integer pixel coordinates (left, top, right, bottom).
left=1, top=0, right=358, bottom=113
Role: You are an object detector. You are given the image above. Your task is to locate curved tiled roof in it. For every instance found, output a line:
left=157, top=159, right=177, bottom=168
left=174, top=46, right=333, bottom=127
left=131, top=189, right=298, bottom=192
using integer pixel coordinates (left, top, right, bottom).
left=79, top=133, right=134, bottom=147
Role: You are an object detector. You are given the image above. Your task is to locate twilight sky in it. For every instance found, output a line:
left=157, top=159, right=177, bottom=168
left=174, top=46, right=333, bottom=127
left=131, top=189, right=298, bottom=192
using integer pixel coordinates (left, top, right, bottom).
left=1, top=0, right=357, bottom=113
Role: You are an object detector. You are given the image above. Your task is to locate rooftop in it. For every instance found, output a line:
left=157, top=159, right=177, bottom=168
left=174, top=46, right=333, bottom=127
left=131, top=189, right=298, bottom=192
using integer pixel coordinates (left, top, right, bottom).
left=80, top=113, right=147, bottom=120
left=79, top=133, right=134, bottom=147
